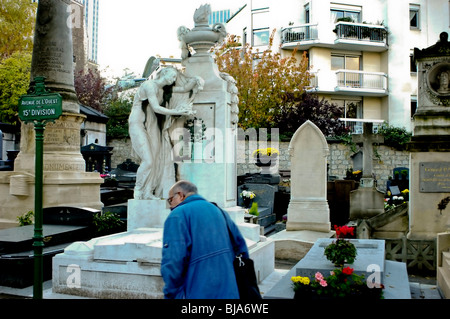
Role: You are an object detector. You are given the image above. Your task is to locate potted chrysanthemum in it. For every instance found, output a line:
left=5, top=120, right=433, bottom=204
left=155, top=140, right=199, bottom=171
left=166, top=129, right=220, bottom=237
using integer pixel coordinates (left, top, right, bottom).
left=324, top=225, right=357, bottom=267
left=252, top=148, right=279, bottom=167
left=240, top=190, right=256, bottom=208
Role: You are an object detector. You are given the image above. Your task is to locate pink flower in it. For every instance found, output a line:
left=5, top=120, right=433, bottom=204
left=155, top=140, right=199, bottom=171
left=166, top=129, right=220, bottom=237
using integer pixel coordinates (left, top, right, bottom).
left=319, top=280, right=327, bottom=287
left=315, top=272, right=324, bottom=281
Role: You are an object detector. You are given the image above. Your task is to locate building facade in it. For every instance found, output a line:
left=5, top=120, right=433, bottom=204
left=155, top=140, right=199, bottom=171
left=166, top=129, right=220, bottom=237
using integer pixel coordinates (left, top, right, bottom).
left=73, top=0, right=99, bottom=64
left=226, top=0, right=450, bottom=132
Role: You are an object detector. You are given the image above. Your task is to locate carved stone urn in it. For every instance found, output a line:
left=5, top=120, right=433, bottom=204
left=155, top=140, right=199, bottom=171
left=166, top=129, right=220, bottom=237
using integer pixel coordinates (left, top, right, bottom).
left=178, top=4, right=226, bottom=56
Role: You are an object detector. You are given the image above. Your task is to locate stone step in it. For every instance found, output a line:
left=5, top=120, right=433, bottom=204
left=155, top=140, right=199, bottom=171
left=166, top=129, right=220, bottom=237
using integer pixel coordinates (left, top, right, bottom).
left=442, top=251, right=450, bottom=269
left=437, top=266, right=450, bottom=299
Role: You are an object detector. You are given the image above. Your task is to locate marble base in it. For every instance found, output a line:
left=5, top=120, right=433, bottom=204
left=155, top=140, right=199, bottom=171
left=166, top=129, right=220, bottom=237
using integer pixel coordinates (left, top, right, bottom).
left=52, top=200, right=275, bottom=298
left=286, top=200, right=331, bottom=232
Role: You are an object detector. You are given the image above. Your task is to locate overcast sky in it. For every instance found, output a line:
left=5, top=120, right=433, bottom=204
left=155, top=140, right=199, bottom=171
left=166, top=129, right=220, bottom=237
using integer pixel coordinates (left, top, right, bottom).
left=97, top=0, right=245, bottom=79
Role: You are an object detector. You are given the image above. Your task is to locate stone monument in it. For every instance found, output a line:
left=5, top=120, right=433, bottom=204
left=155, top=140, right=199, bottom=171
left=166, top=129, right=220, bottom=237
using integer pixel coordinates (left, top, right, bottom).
left=176, top=4, right=238, bottom=209
left=286, top=121, right=331, bottom=232
left=269, top=121, right=334, bottom=262
left=0, top=0, right=103, bottom=227
left=52, top=4, right=274, bottom=299
left=349, top=122, right=385, bottom=220
left=407, top=32, right=450, bottom=239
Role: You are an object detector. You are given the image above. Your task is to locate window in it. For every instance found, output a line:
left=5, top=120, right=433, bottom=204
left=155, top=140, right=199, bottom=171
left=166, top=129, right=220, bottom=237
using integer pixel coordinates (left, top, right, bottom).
left=331, top=54, right=360, bottom=70
left=332, top=99, right=363, bottom=119
left=331, top=9, right=361, bottom=23
left=305, top=4, right=310, bottom=24
left=410, top=54, right=417, bottom=73
left=252, top=6, right=269, bottom=46
left=410, top=4, right=420, bottom=29
left=253, top=28, right=270, bottom=46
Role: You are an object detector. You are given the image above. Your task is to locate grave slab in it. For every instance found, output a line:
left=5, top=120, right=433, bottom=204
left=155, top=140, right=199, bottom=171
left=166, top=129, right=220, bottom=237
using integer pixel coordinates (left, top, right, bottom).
left=295, top=238, right=385, bottom=283
left=264, top=259, right=410, bottom=299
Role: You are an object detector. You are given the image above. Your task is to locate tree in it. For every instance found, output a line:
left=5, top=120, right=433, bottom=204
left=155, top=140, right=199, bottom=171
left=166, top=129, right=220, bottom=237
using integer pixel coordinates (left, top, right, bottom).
left=214, top=31, right=310, bottom=130
left=0, top=0, right=37, bottom=60
left=103, top=93, right=133, bottom=139
left=273, top=92, right=346, bottom=140
left=0, top=51, right=32, bottom=125
left=74, top=68, right=113, bottom=112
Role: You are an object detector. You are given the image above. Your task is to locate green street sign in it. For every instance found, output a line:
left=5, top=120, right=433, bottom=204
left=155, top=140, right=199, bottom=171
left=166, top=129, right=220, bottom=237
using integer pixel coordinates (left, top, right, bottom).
left=18, top=76, right=63, bottom=123
left=19, top=94, right=63, bottom=122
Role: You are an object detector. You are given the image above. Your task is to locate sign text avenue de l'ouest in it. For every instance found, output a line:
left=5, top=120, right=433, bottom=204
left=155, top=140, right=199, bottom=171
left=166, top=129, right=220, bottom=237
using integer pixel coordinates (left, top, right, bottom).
left=19, top=94, right=62, bottom=122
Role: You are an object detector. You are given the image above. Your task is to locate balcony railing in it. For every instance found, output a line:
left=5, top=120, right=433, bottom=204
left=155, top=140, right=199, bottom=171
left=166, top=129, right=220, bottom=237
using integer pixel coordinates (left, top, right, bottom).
left=281, top=24, right=319, bottom=43
left=335, top=70, right=388, bottom=92
left=333, top=22, right=388, bottom=45
left=339, top=118, right=385, bottom=134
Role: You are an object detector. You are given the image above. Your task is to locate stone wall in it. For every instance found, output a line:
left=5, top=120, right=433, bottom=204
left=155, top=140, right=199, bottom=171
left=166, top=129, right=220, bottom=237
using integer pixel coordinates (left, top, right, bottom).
left=107, top=138, right=410, bottom=188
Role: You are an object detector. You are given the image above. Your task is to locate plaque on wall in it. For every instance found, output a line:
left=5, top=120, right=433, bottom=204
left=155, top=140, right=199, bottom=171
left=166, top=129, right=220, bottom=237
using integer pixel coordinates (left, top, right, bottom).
left=419, top=162, right=450, bottom=192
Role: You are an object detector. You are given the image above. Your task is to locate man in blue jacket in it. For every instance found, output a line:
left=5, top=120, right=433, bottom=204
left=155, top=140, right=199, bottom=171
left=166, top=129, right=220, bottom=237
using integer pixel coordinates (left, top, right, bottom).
left=161, top=180, right=249, bottom=299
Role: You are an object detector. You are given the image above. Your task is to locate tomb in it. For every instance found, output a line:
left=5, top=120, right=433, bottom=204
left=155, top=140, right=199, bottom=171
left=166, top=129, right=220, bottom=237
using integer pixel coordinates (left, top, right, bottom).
left=237, top=183, right=278, bottom=234
left=270, top=121, right=334, bottom=262
left=408, top=32, right=450, bottom=239
left=411, top=32, right=450, bottom=296
left=0, top=206, right=100, bottom=288
left=349, top=122, right=385, bottom=220
left=52, top=4, right=274, bottom=298
left=264, top=238, right=412, bottom=299
left=295, top=238, right=385, bottom=282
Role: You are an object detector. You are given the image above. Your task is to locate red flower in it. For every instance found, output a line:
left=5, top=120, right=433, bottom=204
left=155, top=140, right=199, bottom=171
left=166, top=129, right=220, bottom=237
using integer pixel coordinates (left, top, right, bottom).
left=342, top=267, right=354, bottom=275
left=334, top=225, right=354, bottom=238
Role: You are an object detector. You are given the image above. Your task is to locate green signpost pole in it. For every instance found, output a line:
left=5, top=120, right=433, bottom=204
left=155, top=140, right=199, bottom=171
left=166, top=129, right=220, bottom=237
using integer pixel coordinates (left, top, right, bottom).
left=18, top=77, right=62, bottom=299
left=33, top=121, right=45, bottom=299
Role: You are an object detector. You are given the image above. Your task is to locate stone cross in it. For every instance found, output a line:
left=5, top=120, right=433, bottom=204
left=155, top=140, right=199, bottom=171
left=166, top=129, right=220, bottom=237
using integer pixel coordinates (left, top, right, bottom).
left=352, top=122, right=384, bottom=178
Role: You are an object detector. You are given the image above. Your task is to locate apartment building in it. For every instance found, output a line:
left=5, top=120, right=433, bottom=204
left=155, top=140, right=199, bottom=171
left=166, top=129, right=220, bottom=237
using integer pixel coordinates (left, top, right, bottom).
left=227, top=0, right=450, bottom=132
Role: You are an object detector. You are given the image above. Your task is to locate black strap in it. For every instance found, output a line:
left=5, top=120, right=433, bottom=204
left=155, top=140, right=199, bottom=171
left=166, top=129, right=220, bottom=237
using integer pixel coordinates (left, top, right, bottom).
left=213, top=202, right=240, bottom=256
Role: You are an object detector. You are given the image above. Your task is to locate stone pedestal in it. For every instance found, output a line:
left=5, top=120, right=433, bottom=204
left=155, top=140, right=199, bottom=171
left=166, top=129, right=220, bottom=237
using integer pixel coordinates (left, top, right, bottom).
left=407, top=32, right=450, bottom=240
left=127, top=199, right=169, bottom=231
left=349, top=186, right=385, bottom=220
left=52, top=199, right=274, bottom=298
left=177, top=53, right=238, bottom=209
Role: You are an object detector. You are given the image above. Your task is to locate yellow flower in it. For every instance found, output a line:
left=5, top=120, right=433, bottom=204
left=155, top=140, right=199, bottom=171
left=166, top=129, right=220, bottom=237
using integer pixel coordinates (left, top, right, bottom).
left=352, top=170, right=362, bottom=175
left=252, top=148, right=280, bottom=157
left=291, top=276, right=310, bottom=285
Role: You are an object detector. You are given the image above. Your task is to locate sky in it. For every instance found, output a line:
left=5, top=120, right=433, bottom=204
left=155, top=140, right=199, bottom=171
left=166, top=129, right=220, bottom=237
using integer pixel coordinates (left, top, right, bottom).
left=97, top=0, right=245, bottom=79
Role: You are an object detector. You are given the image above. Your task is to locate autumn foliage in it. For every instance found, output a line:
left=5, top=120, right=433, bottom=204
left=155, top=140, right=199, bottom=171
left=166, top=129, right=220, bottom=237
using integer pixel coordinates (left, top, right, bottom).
left=213, top=30, right=310, bottom=130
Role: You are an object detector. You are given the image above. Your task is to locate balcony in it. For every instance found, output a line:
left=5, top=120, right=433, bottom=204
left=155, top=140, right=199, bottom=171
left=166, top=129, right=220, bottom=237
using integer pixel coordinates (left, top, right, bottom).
left=333, top=22, right=388, bottom=52
left=281, top=24, right=319, bottom=50
left=334, top=70, right=388, bottom=96
left=281, top=22, right=388, bottom=52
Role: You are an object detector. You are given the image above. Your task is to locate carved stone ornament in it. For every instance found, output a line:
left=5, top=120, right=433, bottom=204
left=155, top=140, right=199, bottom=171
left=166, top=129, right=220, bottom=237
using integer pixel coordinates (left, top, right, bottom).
left=427, top=62, right=450, bottom=97
left=415, top=32, right=450, bottom=106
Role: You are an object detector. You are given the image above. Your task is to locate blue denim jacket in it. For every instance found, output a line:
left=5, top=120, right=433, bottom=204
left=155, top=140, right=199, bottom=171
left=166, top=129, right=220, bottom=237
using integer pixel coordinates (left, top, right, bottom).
left=161, top=194, right=249, bottom=299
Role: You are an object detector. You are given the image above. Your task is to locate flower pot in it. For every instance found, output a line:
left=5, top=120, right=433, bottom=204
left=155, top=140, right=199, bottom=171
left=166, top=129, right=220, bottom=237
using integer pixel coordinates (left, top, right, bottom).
left=255, top=155, right=276, bottom=167
left=243, top=197, right=253, bottom=208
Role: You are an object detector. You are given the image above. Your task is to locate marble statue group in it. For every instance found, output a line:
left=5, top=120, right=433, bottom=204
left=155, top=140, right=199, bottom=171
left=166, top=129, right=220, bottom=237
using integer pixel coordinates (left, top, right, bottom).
left=128, top=67, right=204, bottom=200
